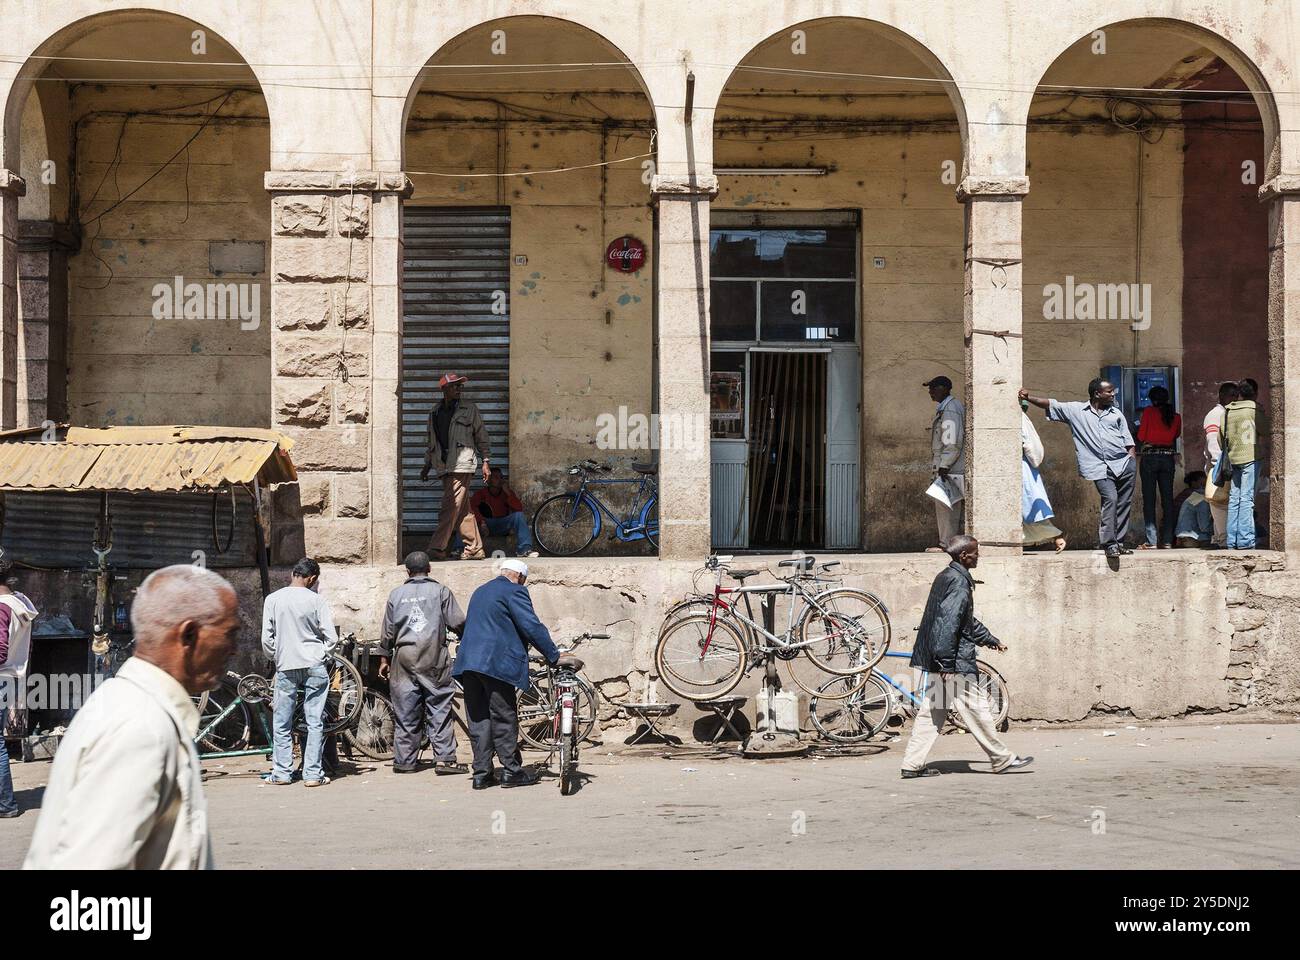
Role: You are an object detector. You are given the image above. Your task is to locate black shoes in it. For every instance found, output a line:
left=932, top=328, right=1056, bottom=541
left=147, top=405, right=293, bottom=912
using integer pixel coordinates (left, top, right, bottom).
left=435, top=761, right=469, bottom=776
left=392, top=764, right=418, bottom=774
left=0, top=809, right=19, bottom=818
left=900, top=767, right=940, bottom=779
left=472, top=775, right=498, bottom=790
left=1105, top=545, right=1121, bottom=558
left=500, top=769, right=540, bottom=789
left=995, top=755, right=1034, bottom=773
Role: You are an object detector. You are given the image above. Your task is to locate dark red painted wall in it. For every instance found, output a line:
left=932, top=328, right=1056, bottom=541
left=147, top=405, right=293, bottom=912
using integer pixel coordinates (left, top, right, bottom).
left=1180, top=66, right=1269, bottom=521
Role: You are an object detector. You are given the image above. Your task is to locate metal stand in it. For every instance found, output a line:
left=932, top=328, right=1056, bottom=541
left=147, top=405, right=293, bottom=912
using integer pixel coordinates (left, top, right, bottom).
left=742, top=593, right=806, bottom=758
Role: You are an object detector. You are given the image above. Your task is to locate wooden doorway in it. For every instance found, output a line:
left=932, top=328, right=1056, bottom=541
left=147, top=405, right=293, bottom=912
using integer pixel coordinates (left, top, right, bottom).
left=747, top=351, right=827, bottom=549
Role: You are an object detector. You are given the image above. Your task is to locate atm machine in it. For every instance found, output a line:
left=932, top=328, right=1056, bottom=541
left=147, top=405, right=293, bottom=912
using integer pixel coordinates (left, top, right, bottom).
left=1101, top=364, right=1180, bottom=433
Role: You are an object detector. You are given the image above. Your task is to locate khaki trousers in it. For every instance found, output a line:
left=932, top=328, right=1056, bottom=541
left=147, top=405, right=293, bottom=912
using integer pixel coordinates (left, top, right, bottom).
left=901, top=672, right=1015, bottom=772
left=1209, top=499, right=1228, bottom=547
left=935, top=498, right=964, bottom=548
left=427, top=472, right=483, bottom=558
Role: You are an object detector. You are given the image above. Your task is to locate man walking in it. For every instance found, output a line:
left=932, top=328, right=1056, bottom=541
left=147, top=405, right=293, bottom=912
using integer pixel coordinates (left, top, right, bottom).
left=262, top=558, right=338, bottom=787
left=24, top=566, right=240, bottom=868
left=1224, top=378, right=1259, bottom=549
left=1202, top=381, right=1238, bottom=547
left=377, top=552, right=469, bottom=775
left=1021, top=379, right=1136, bottom=558
left=454, top=559, right=573, bottom=789
left=0, top=556, right=37, bottom=819
left=900, top=536, right=1032, bottom=779
left=925, top=375, right=965, bottom=551
left=421, top=372, right=492, bottom=561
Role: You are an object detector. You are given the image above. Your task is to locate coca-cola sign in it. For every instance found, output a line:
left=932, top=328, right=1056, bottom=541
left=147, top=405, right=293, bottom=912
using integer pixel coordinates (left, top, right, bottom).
left=605, top=235, right=647, bottom=274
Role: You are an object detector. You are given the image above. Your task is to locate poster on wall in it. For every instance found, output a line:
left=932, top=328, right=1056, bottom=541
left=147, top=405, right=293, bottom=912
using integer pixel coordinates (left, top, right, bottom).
left=606, top=235, right=647, bottom=273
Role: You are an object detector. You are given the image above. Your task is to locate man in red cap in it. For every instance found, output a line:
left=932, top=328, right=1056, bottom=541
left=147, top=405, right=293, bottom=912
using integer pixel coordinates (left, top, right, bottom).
left=420, top=373, right=493, bottom=560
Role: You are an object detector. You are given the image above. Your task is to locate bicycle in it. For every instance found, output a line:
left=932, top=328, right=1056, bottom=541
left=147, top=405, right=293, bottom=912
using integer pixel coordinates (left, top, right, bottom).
left=809, top=648, right=1011, bottom=743
left=654, top=555, right=891, bottom=702
left=531, top=459, right=658, bottom=556
left=524, top=634, right=605, bottom=795
left=194, top=645, right=365, bottom=759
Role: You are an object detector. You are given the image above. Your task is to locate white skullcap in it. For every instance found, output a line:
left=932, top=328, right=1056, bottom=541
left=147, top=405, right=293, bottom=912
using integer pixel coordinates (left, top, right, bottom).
left=500, top=558, right=529, bottom=577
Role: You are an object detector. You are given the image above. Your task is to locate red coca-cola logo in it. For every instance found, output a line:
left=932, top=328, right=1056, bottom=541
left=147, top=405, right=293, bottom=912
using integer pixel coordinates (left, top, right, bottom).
left=606, top=236, right=646, bottom=273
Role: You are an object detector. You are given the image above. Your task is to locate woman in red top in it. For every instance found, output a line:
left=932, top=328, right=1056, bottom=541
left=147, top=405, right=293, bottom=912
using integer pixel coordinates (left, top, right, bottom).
left=1137, top=386, right=1182, bottom=548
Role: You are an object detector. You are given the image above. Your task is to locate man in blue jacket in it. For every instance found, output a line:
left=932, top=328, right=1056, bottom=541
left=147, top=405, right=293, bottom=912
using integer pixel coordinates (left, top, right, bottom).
left=453, top=558, right=561, bottom=789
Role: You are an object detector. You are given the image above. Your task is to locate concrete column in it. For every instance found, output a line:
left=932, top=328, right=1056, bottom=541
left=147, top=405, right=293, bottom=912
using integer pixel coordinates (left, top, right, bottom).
left=651, top=174, right=717, bottom=560
left=16, top=220, right=77, bottom=428
left=264, top=169, right=412, bottom=566
left=1261, top=176, right=1300, bottom=554
left=0, top=169, right=26, bottom=430
left=957, top=176, right=1029, bottom=555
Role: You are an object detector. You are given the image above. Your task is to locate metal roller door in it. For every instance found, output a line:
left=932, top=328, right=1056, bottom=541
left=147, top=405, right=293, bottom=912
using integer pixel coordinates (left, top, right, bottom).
left=401, top=207, right=511, bottom=536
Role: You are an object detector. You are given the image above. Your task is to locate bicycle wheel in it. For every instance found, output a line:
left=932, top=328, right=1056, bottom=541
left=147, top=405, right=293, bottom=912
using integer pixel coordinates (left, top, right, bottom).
left=798, top=588, right=891, bottom=674
left=532, top=494, right=598, bottom=556
left=294, top=654, right=364, bottom=736
left=195, top=674, right=251, bottom=753
left=642, top=496, right=658, bottom=551
left=785, top=640, right=873, bottom=699
left=947, top=661, right=1011, bottom=732
left=559, top=735, right=575, bottom=795
left=810, top=673, right=893, bottom=743
left=654, top=614, right=747, bottom=702
left=343, top=689, right=397, bottom=760
left=519, top=674, right=597, bottom=750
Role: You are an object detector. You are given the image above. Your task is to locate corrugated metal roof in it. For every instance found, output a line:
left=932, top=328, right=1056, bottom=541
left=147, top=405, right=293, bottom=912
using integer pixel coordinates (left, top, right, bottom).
left=0, top=425, right=297, bottom=493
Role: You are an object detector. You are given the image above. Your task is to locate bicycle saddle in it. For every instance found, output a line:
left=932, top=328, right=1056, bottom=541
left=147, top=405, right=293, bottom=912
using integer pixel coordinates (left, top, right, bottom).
left=728, top=568, right=761, bottom=581
left=556, top=654, right=585, bottom=671
left=631, top=461, right=657, bottom=475
left=778, top=556, right=816, bottom=571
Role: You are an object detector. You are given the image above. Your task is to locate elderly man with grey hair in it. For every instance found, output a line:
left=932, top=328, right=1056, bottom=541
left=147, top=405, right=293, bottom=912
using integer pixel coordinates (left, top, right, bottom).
left=24, top=565, right=241, bottom=870
left=899, top=535, right=1032, bottom=779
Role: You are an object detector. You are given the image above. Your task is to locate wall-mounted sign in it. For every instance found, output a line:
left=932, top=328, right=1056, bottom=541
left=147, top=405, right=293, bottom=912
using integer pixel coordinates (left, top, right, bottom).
left=606, top=235, right=647, bottom=274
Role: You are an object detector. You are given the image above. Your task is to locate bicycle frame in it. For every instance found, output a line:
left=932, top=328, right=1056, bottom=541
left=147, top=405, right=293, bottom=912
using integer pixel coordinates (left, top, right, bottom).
left=565, top=471, right=658, bottom=542
left=697, top=569, right=859, bottom=660
left=196, top=693, right=275, bottom=761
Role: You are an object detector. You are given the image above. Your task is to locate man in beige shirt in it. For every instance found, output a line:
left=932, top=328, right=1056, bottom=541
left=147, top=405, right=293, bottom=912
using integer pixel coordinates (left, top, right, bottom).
left=24, top=565, right=241, bottom=870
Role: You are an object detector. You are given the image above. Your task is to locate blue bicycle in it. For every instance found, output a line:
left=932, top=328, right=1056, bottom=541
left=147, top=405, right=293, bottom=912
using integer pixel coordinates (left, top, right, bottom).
left=809, top=648, right=1010, bottom=743
left=531, top=459, right=658, bottom=556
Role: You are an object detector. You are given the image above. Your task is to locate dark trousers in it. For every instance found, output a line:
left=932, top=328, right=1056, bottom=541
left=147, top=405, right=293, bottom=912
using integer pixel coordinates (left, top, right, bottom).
left=1139, top=453, right=1176, bottom=546
left=459, top=671, right=522, bottom=779
left=390, top=667, right=458, bottom=767
left=1094, top=464, right=1136, bottom=549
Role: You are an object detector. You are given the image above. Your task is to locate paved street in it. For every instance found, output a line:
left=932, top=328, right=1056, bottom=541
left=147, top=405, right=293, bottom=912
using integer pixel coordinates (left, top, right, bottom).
left=3, top=719, right=1298, bottom=869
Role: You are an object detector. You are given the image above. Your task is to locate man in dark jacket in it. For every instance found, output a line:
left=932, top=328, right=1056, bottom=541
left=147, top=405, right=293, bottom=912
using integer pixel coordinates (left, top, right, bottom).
left=453, top=559, right=567, bottom=789
left=377, top=552, right=468, bottom=775
left=900, top=535, right=1032, bottom=779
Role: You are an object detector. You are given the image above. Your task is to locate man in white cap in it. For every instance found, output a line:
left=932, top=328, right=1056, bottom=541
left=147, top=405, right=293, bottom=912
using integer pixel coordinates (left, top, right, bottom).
left=453, top=558, right=564, bottom=789
left=420, top=371, right=493, bottom=561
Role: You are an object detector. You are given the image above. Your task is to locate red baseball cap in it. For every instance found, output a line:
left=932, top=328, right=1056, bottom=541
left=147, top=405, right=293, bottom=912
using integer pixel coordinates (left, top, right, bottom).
left=439, top=372, right=468, bottom=388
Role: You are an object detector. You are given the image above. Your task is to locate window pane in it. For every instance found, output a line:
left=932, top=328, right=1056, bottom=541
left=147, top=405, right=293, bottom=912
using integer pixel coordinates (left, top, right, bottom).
left=710, top=227, right=856, bottom=278
left=710, top=281, right=757, bottom=341
left=759, top=282, right=855, bottom=342
left=710, top=352, right=745, bottom=440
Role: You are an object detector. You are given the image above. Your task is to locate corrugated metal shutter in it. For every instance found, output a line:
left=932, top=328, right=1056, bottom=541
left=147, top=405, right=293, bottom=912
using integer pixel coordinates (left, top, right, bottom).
left=0, top=490, right=257, bottom=568
left=401, top=207, right=511, bottom=534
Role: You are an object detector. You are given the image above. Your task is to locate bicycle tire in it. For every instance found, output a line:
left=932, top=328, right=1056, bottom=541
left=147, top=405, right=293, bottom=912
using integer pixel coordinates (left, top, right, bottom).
left=532, top=494, right=598, bottom=556
left=518, top=674, right=597, bottom=750
left=195, top=674, right=251, bottom=753
left=343, top=689, right=398, bottom=760
left=659, top=596, right=756, bottom=648
left=642, top=496, right=658, bottom=551
left=559, top=735, right=574, bottom=795
left=293, top=654, right=364, bottom=736
left=797, top=588, right=891, bottom=674
left=654, top=614, right=747, bottom=702
left=947, top=661, right=1011, bottom=732
left=785, top=641, right=873, bottom=699
left=810, top=673, right=893, bottom=742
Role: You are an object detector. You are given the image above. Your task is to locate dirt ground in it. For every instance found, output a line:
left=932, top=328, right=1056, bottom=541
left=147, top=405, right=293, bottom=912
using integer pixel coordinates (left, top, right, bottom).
left=3, top=718, right=1298, bottom=869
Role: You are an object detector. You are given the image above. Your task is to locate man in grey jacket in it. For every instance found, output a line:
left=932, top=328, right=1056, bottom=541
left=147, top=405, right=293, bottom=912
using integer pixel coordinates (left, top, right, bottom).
left=420, top=372, right=493, bottom=561
left=261, top=558, right=338, bottom=787
left=900, top=535, right=1032, bottom=779
left=926, top=375, right=966, bottom=551
left=377, top=552, right=468, bottom=774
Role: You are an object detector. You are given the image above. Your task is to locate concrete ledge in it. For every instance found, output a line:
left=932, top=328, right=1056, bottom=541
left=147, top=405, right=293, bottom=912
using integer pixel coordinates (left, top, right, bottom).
left=264, top=170, right=414, bottom=197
